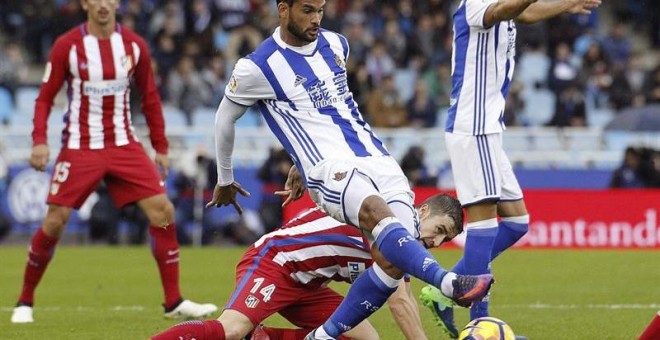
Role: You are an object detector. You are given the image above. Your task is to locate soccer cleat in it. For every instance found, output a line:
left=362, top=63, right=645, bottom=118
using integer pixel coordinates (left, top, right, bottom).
left=163, top=299, right=219, bottom=320
left=419, top=285, right=459, bottom=339
left=11, top=305, right=34, bottom=323
left=451, top=274, right=494, bottom=308
left=304, top=328, right=334, bottom=340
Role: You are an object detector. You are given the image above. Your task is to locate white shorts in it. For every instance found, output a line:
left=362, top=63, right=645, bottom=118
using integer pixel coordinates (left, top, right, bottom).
left=306, top=155, right=417, bottom=234
left=445, top=132, right=523, bottom=206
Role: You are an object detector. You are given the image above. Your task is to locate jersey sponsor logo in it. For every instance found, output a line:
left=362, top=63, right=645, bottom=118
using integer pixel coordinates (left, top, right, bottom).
left=42, top=62, right=52, bottom=83
left=333, top=171, right=347, bottom=181
left=245, top=295, right=259, bottom=308
left=306, top=79, right=352, bottom=109
left=347, top=262, right=366, bottom=282
left=83, top=79, right=129, bottom=96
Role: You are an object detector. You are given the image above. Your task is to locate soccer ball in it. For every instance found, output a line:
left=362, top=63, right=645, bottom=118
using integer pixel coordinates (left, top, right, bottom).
left=458, top=317, right=516, bottom=340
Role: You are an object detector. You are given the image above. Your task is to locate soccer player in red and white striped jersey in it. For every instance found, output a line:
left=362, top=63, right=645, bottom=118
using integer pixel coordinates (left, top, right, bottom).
left=10, top=0, right=217, bottom=324
left=151, top=193, right=464, bottom=340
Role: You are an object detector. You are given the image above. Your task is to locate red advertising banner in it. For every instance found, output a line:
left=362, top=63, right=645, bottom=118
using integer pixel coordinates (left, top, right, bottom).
left=283, top=189, right=660, bottom=249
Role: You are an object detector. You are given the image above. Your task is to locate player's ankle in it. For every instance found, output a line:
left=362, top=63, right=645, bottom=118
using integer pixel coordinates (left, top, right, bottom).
left=440, top=272, right=457, bottom=297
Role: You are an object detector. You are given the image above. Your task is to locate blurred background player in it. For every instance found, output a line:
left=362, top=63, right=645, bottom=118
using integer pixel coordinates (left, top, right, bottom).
left=422, top=0, right=602, bottom=338
left=151, top=193, right=465, bottom=340
left=206, top=0, right=493, bottom=338
left=10, top=0, right=217, bottom=323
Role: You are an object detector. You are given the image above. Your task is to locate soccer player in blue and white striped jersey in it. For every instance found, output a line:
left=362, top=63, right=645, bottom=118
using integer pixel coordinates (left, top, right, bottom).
left=425, top=0, right=602, bottom=336
left=206, top=1, right=494, bottom=339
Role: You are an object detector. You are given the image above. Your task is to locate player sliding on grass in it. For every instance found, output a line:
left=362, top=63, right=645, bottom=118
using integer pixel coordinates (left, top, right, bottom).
left=206, top=1, right=493, bottom=338
left=10, top=0, right=217, bottom=323
left=151, top=193, right=464, bottom=340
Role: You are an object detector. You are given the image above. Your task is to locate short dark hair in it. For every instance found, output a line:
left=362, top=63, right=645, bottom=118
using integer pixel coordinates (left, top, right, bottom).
left=276, top=0, right=295, bottom=5
left=421, top=194, right=464, bottom=235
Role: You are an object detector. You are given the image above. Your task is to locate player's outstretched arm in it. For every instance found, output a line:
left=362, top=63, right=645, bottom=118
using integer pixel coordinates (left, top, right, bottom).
left=388, top=282, right=428, bottom=340
left=481, top=0, right=538, bottom=27
left=275, top=164, right=306, bottom=207
left=517, top=0, right=602, bottom=24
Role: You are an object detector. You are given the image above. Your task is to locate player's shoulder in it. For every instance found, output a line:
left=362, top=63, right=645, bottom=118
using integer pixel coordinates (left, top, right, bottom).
left=244, top=36, right=280, bottom=66
left=53, top=25, right=84, bottom=48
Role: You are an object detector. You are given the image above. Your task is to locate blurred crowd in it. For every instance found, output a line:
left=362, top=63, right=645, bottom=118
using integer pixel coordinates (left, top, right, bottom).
left=0, top=0, right=659, bottom=128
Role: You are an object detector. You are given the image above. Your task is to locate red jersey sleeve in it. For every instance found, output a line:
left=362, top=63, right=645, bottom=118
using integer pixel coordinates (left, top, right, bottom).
left=133, top=36, right=168, bottom=154
left=32, top=36, right=70, bottom=146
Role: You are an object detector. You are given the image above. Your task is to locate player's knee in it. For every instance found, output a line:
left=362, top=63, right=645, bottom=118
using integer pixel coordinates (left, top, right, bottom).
left=42, top=206, right=71, bottom=237
left=222, top=324, right=248, bottom=340
left=146, top=200, right=175, bottom=227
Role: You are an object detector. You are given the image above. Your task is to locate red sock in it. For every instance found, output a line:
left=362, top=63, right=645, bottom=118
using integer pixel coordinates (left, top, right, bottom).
left=18, top=228, right=58, bottom=305
left=640, top=312, right=660, bottom=340
left=150, top=320, right=224, bottom=340
left=149, top=224, right=182, bottom=308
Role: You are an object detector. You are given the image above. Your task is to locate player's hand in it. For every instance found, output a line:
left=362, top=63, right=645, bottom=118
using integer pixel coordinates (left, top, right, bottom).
left=30, top=144, right=50, bottom=171
left=206, top=182, right=251, bottom=214
left=566, top=0, right=601, bottom=15
left=275, top=164, right=306, bottom=207
left=154, top=153, right=169, bottom=178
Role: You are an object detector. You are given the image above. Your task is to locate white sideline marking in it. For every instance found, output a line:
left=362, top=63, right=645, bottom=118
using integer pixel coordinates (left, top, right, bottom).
left=2, top=304, right=659, bottom=312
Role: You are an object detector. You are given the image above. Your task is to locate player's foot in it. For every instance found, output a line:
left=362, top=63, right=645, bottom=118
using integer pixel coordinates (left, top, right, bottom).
left=451, top=274, right=494, bottom=308
left=419, top=285, right=459, bottom=339
left=163, top=299, right=218, bottom=320
left=304, top=328, right=334, bottom=340
left=11, top=304, right=34, bottom=323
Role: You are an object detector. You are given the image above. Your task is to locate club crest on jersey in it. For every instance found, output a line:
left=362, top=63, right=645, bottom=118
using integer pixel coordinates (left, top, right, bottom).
left=245, top=295, right=259, bottom=308
left=334, top=54, right=345, bottom=69
left=120, top=55, right=134, bottom=72
left=229, top=75, right=238, bottom=93
left=333, top=171, right=347, bottom=181
left=347, top=262, right=366, bottom=282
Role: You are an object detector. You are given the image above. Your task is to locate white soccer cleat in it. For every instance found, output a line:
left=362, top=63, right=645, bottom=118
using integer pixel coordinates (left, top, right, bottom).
left=163, top=299, right=218, bottom=320
left=11, top=305, right=34, bottom=323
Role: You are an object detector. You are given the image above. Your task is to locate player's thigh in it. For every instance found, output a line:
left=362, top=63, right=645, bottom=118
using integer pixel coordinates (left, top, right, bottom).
left=445, top=132, right=502, bottom=205
left=278, top=287, right=344, bottom=328
left=47, top=149, right=106, bottom=209
left=495, top=137, right=524, bottom=202
left=104, top=143, right=165, bottom=207
left=227, top=256, right=302, bottom=326
left=306, top=156, right=413, bottom=228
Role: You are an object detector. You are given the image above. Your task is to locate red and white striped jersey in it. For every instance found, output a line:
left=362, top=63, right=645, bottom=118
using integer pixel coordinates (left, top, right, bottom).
left=247, top=207, right=373, bottom=289
left=33, top=23, right=167, bottom=153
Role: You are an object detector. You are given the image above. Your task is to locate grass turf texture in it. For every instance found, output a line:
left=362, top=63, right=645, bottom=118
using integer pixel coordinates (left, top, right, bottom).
left=1, top=246, right=658, bottom=339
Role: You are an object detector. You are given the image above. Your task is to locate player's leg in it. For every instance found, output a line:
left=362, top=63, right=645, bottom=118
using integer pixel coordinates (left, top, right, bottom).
left=107, top=143, right=216, bottom=318
left=12, top=149, right=104, bottom=323
left=492, top=139, right=529, bottom=260
left=445, top=133, right=501, bottom=321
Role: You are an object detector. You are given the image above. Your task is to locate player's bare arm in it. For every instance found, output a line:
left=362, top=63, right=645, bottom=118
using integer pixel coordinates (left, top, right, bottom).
left=275, top=164, right=306, bottom=207
left=516, top=0, right=602, bottom=24
left=388, top=283, right=428, bottom=340
left=29, top=144, right=49, bottom=172
left=482, top=0, right=538, bottom=27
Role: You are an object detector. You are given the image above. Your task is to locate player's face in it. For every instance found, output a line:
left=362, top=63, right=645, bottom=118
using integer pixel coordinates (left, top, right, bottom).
left=417, top=206, right=458, bottom=249
left=282, top=0, right=325, bottom=44
left=82, top=0, right=119, bottom=26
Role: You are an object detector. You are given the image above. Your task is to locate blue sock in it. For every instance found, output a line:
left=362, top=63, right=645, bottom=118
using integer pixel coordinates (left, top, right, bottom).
left=490, top=217, right=529, bottom=260
left=321, top=266, right=397, bottom=338
left=454, top=226, right=498, bottom=320
left=375, top=222, right=447, bottom=287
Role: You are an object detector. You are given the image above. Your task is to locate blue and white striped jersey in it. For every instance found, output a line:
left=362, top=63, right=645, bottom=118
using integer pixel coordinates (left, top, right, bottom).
left=446, top=0, right=517, bottom=136
left=224, top=27, right=389, bottom=177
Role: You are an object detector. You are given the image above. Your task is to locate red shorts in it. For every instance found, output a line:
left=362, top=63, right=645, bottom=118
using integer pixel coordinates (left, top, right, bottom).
left=227, top=248, right=344, bottom=328
left=47, top=142, right=165, bottom=209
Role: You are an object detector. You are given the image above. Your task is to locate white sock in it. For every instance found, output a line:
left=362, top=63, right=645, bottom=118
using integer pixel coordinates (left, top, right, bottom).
left=312, top=326, right=335, bottom=340
left=440, top=272, right=457, bottom=297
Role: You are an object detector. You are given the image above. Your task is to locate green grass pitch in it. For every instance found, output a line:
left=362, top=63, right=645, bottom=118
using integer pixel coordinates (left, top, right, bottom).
left=1, top=246, right=659, bottom=339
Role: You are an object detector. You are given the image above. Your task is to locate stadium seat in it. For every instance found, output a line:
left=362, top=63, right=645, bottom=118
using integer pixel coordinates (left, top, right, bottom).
left=520, top=89, right=555, bottom=126
left=14, top=86, right=39, bottom=116
left=191, top=107, right=216, bottom=130
left=0, top=86, right=14, bottom=124
left=163, top=105, right=188, bottom=129
left=236, top=107, right=262, bottom=128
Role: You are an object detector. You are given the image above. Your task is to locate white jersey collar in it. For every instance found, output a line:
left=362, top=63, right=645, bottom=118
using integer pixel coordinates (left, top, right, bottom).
left=273, top=27, right=319, bottom=55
